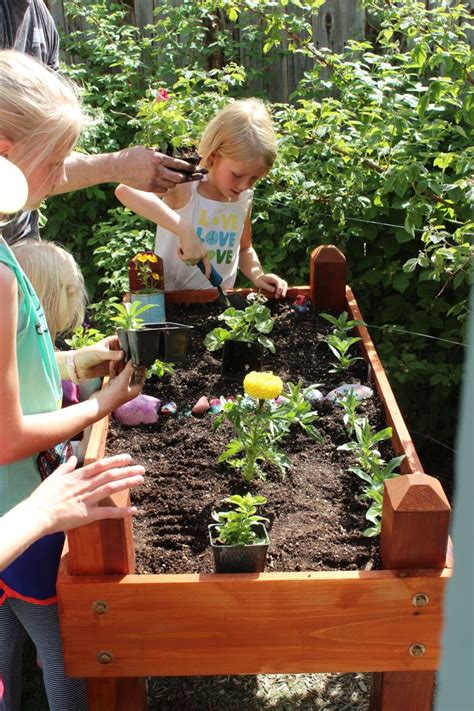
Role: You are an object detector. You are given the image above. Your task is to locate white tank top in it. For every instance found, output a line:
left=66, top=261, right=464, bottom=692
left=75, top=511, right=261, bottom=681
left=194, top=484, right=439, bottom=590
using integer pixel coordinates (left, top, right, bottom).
left=154, top=181, right=253, bottom=291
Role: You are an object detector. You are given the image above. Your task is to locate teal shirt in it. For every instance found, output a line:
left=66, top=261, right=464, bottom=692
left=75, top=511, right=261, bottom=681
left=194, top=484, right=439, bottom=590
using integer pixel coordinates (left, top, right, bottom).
left=0, top=238, right=62, bottom=515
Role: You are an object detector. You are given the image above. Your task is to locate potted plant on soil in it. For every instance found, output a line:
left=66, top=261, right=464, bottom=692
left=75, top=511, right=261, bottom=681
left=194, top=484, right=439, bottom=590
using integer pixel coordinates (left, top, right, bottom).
left=204, top=293, right=275, bottom=379
left=209, top=494, right=270, bottom=573
left=111, top=301, right=192, bottom=366
left=129, top=251, right=166, bottom=324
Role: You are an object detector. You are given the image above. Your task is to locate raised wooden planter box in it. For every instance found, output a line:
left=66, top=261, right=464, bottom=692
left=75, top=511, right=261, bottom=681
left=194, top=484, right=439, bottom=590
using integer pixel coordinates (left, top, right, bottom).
left=57, top=246, right=452, bottom=711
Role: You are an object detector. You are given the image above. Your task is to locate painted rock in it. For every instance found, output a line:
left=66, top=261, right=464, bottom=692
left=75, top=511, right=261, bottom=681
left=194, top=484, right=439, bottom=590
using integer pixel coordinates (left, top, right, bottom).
left=271, top=395, right=288, bottom=409
left=113, top=394, right=161, bottom=426
left=304, top=386, right=324, bottom=406
left=292, top=295, right=310, bottom=314
left=209, top=398, right=224, bottom=414
left=161, top=401, right=177, bottom=415
left=192, top=396, right=210, bottom=416
left=325, top=383, right=373, bottom=402
left=241, top=395, right=256, bottom=409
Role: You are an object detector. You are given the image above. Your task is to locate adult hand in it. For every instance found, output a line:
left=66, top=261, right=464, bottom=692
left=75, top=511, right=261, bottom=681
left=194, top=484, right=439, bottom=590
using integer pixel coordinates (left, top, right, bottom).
left=113, top=146, right=205, bottom=194
left=74, top=335, right=124, bottom=380
left=29, top=454, right=145, bottom=533
left=254, top=273, right=288, bottom=299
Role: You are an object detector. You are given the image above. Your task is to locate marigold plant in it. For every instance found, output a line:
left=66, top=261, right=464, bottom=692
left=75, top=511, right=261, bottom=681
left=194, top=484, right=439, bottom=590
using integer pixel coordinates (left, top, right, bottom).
left=214, top=374, right=322, bottom=482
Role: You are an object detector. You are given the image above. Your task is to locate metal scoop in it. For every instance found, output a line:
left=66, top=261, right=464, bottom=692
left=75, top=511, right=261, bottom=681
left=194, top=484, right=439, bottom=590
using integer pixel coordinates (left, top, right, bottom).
left=196, top=261, right=247, bottom=310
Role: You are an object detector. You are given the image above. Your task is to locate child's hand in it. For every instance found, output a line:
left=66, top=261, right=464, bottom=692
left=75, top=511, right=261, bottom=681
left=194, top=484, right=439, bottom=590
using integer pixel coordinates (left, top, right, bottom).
left=254, top=273, right=288, bottom=298
left=177, top=229, right=211, bottom=277
left=74, top=336, right=124, bottom=379
left=103, top=360, right=146, bottom=408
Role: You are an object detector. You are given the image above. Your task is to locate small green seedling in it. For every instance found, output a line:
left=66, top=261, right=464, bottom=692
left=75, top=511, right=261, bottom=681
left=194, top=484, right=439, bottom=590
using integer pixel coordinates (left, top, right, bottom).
left=109, top=301, right=154, bottom=330
left=204, top=293, right=275, bottom=353
left=211, top=494, right=269, bottom=545
left=65, top=326, right=105, bottom=349
left=146, top=358, right=174, bottom=381
left=321, top=311, right=365, bottom=339
left=326, top=334, right=363, bottom=373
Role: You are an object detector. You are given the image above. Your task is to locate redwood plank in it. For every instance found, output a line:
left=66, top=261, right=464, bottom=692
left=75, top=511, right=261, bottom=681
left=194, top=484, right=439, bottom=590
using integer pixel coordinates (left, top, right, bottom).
left=346, top=286, right=423, bottom=474
left=87, top=678, right=147, bottom=711
left=58, top=569, right=449, bottom=677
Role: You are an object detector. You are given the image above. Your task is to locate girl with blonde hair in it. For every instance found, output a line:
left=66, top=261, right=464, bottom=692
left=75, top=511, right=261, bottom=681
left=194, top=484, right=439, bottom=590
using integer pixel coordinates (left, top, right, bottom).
left=0, top=50, right=145, bottom=710
left=12, top=239, right=87, bottom=342
left=116, top=98, right=288, bottom=296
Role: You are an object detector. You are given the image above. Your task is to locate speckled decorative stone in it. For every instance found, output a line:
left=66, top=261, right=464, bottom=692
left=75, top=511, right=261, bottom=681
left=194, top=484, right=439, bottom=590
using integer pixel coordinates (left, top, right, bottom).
left=161, top=401, right=177, bottom=415
left=304, top=386, right=324, bottom=406
left=192, top=396, right=210, bottom=416
left=325, top=383, right=373, bottom=402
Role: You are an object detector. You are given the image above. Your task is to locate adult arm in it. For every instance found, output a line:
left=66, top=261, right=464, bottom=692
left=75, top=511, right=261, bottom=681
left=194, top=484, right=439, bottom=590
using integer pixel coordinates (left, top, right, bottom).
left=0, top=264, right=144, bottom=463
left=51, top=148, right=203, bottom=195
left=238, top=212, right=288, bottom=297
left=0, top=454, right=144, bottom=571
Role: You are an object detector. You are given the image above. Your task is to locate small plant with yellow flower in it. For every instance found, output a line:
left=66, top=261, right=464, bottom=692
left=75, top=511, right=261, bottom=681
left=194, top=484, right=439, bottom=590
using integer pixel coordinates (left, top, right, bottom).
left=130, top=252, right=163, bottom=294
left=214, top=371, right=322, bottom=482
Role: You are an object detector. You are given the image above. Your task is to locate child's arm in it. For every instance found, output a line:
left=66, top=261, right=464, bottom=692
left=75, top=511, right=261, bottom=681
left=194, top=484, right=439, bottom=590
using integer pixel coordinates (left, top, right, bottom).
left=0, top=454, right=144, bottom=571
left=115, top=184, right=210, bottom=273
left=0, top=264, right=144, bottom=464
left=238, top=213, right=288, bottom=298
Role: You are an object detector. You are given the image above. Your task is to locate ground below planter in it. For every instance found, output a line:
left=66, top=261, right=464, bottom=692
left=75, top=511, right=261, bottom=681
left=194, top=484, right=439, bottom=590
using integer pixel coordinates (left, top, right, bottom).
left=106, top=299, right=388, bottom=575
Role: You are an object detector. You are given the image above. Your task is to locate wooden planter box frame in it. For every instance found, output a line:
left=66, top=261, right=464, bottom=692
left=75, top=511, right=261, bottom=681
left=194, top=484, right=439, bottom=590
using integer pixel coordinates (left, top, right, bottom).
left=58, top=246, right=452, bottom=711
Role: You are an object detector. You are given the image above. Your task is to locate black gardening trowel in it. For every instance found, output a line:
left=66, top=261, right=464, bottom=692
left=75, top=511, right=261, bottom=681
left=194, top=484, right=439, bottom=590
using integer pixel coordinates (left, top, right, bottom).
left=196, top=260, right=247, bottom=310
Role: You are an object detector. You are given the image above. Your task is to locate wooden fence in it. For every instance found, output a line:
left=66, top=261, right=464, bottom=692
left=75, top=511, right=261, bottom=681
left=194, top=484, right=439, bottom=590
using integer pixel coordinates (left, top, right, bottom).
left=45, top=0, right=474, bottom=102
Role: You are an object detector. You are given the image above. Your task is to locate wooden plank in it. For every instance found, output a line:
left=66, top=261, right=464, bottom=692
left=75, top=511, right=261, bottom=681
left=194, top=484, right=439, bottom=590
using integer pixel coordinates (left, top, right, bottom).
left=58, top=569, right=449, bottom=677
left=370, top=475, right=451, bottom=710
left=346, top=285, right=424, bottom=474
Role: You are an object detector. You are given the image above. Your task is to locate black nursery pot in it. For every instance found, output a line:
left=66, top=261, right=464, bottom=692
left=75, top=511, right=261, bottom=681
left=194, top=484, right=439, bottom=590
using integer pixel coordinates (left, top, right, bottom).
left=208, top=524, right=270, bottom=574
left=221, top=340, right=264, bottom=381
left=125, top=322, right=193, bottom=367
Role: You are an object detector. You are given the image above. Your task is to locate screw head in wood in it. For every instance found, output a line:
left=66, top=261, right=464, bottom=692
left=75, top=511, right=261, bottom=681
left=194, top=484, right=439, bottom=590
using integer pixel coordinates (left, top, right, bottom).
left=409, top=643, right=426, bottom=657
left=92, top=600, right=109, bottom=615
left=412, top=593, right=429, bottom=607
left=97, top=650, right=114, bottom=664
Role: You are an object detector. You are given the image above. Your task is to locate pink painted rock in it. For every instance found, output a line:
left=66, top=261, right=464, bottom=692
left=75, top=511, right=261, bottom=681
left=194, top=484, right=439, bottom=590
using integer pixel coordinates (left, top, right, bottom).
left=192, top=396, right=210, bottom=416
left=209, top=398, right=223, bottom=413
left=113, top=394, right=161, bottom=426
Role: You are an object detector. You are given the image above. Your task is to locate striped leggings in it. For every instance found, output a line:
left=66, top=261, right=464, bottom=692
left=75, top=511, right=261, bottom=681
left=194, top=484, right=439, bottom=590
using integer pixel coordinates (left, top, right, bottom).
left=0, top=597, right=88, bottom=711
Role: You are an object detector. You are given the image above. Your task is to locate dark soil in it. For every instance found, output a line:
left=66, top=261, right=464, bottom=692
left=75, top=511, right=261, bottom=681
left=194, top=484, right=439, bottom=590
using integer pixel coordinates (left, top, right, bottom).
left=106, top=299, right=391, bottom=575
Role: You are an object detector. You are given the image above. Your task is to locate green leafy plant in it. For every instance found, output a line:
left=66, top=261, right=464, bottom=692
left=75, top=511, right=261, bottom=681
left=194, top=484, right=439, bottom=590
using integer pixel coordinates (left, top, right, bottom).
left=64, top=325, right=105, bottom=349
left=109, top=301, right=154, bottom=330
left=321, top=312, right=365, bottom=340
left=338, top=418, right=405, bottom=536
left=211, top=494, right=269, bottom=545
left=146, top=359, right=175, bottom=381
left=204, top=293, right=275, bottom=353
left=338, top=390, right=364, bottom=437
left=215, top=372, right=322, bottom=482
left=326, top=334, right=363, bottom=373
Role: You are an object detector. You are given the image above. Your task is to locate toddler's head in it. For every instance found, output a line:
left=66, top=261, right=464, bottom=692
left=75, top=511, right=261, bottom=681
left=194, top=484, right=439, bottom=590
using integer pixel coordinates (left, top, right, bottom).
left=198, top=98, right=277, bottom=172
left=13, top=240, right=86, bottom=342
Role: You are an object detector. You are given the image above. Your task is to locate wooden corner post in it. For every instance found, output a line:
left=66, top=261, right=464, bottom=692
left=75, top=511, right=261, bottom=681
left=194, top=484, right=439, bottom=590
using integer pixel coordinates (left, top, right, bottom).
left=309, top=245, right=347, bottom=311
left=61, top=420, right=147, bottom=710
left=370, top=473, right=451, bottom=711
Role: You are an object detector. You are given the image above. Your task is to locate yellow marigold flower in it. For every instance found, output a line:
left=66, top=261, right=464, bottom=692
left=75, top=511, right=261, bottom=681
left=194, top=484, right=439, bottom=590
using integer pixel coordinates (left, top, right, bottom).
left=243, top=371, right=283, bottom=400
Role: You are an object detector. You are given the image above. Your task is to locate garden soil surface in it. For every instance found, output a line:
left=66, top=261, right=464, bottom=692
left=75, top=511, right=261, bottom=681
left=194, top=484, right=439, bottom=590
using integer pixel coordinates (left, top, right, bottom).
left=106, top=299, right=386, bottom=577
left=103, top=299, right=391, bottom=709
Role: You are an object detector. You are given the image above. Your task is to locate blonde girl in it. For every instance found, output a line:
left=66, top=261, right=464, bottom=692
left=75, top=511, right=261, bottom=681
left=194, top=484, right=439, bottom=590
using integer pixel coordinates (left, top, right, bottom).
left=115, top=98, right=288, bottom=296
left=12, top=239, right=87, bottom=342
left=0, top=50, right=144, bottom=711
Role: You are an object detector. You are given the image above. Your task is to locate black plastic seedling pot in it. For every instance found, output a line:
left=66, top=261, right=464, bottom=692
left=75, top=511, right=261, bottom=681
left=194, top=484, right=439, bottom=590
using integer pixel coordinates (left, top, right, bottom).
left=208, top=524, right=270, bottom=574
left=221, top=340, right=264, bottom=381
left=118, top=322, right=193, bottom=367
